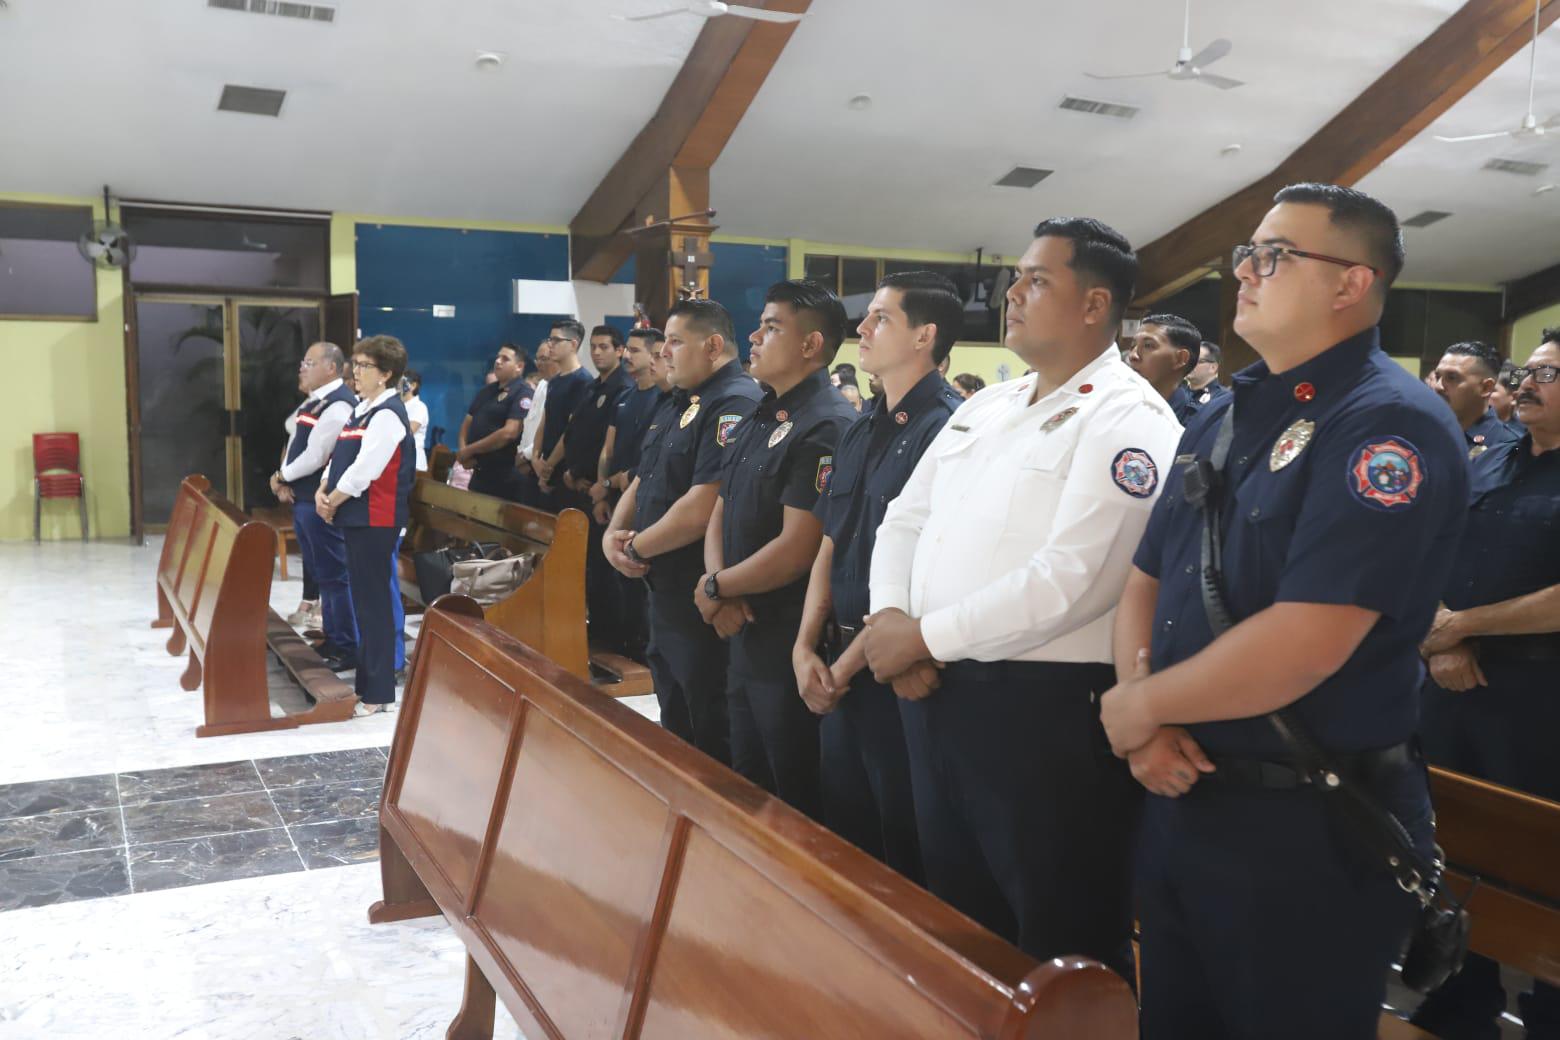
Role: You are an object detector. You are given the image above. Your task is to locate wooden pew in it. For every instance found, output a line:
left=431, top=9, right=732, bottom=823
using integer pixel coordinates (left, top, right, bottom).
left=1378, top=768, right=1560, bottom=1038
left=397, top=476, right=592, bottom=682
left=428, top=443, right=454, bottom=484
left=153, top=475, right=356, bottom=737
left=369, top=599, right=1138, bottom=1040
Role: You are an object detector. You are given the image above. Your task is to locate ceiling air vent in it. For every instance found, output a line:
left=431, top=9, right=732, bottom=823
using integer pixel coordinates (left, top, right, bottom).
left=207, top=0, right=337, bottom=23
left=994, top=166, right=1053, bottom=189
left=218, top=84, right=287, bottom=117
left=1402, top=210, right=1452, bottom=228
left=1058, top=95, right=1139, bottom=120
left=1483, top=158, right=1548, bottom=176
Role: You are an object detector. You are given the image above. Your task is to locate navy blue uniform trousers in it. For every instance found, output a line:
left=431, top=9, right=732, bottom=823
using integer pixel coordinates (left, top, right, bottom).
left=1136, top=771, right=1429, bottom=1039
left=819, top=670, right=923, bottom=883
left=342, top=526, right=401, bottom=705
left=292, top=501, right=355, bottom=656
left=645, top=585, right=731, bottom=766
left=899, top=660, right=1138, bottom=978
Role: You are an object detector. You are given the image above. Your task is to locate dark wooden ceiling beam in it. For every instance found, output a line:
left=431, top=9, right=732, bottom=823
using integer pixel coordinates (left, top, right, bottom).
left=1133, top=0, right=1560, bottom=306
left=570, top=0, right=811, bottom=283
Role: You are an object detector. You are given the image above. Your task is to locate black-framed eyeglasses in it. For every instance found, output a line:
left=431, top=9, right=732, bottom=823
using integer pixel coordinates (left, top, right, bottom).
left=350, top=359, right=380, bottom=371
left=545, top=335, right=577, bottom=346
left=1513, top=364, right=1560, bottom=385
left=1232, top=243, right=1380, bottom=278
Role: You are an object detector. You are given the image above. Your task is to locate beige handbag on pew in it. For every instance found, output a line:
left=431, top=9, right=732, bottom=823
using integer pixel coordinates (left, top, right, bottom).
left=451, top=551, right=536, bottom=606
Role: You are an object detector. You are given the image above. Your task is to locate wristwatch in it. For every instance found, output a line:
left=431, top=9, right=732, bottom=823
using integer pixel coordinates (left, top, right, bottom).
left=624, top=538, right=646, bottom=566
left=704, top=571, right=721, bottom=601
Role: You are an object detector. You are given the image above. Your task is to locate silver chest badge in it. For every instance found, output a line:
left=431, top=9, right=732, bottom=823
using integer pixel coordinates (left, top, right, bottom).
left=1269, top=420, right=1316, bottom=472
left=1041, top=407, right=1078, bottom=434
left=768, top=421, right=793, bottom=448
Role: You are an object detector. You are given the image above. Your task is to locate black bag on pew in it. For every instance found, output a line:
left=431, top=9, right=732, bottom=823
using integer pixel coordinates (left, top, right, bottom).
left=412, top=541, right=501, bottom=602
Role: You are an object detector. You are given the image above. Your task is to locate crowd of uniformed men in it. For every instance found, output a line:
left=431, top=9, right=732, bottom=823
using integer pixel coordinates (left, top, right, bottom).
left=271, top=180, right=1559, bottom=1040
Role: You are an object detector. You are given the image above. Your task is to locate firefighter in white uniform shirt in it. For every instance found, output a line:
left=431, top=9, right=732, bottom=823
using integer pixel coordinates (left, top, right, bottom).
left=861, top=217, right=1182, bottom=981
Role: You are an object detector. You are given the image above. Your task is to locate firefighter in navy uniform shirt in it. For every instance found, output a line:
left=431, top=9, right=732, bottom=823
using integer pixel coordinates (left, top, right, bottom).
left=1126, top=313, right=1203, bottom=424
left=590, top=327, right=668, bottom=660
left=793, top=272, right=964, bottom=879
left=1190, top=340, right=1231, bottom=408
left=603, top=301, right=762, bottom=762
left=318, top=336, right=418, bottom=716
left=1100, top=184, right=1469, bottom=1040
left=458, top=343, right=533, bottom=502
left=530, top=319, right=594, bottom=509
left=1428, top=339, right=1521, bottom=462
left=559, top=326, right=632, bottom=650
left=697, top=280, right=857, bottom=821
left=1412, top=335, right=1560, bottom=1040
left=270, top=341, right=358, bottom=666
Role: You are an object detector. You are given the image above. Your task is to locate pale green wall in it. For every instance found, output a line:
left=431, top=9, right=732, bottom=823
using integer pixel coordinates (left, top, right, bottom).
left=0, top=192, right=129, bottom=541
left=1510, top=304, right=1560, bottom=364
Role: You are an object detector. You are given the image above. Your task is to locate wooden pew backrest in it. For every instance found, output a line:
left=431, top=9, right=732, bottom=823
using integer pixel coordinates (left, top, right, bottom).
left=378, top=602, right=1137, bottom=1040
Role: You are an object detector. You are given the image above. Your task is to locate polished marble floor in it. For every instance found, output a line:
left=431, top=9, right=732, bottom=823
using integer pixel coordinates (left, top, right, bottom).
left=0, top=538, right=664, bottom=1038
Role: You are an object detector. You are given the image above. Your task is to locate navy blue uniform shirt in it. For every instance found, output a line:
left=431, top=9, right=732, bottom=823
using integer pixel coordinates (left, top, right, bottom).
left=465, top=376, right=533, bottom=470
left=1168, top=383, right=1201, bottom=425
left=629, top=391, right=677, bottom=481
left=1440, top=433, right=1560, bottom=674
left=634, top=361, right=763, bottom=593
left=719, top=367, right=857, bottom=672
left=1464, top=406, right=1520, bottom=461
left=814, top=369, right=962, bottom=631
left=1194, top=381, right=1231, bottom=410
left=562, top=363, right=632, bottom=481
left=610, top=384, right=665, bottom=478
left=1133, top=328, right=1469, bottom=755
left=539, top=367, right=592, bottom=460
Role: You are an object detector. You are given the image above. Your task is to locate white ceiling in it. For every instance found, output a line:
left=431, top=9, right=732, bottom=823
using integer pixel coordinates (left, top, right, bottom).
left=1, top=0, right=1556, bottom=284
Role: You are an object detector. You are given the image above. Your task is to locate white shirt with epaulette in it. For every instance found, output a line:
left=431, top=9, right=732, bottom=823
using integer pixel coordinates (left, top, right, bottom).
left=869, top=344, right=1183, bottom=665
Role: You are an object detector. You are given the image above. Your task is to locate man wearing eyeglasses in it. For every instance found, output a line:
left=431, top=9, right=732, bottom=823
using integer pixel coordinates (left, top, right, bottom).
left=270, top=341, right=359, bottom=663
left=1412, top=336, right=1560, bottom=1040
left=1100, top=183, right=1468, bottom=1038
left=1189, top=341, right=1230, bottom=408
left=527, top=319, right=592, bottom=510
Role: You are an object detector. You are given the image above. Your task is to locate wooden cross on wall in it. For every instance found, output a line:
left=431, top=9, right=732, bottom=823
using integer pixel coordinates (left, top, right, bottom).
left=673, top=236, right=714, bottom=300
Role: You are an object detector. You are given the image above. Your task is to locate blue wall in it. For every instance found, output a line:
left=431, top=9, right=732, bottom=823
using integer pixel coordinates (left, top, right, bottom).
left=356, top=224, right=571, bottom=450
left=355, top=227, right=788, bottom=448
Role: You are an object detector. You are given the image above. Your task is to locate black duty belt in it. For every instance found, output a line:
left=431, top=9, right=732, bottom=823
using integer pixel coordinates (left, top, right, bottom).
left=1211, top=741, right=1417, bottom=791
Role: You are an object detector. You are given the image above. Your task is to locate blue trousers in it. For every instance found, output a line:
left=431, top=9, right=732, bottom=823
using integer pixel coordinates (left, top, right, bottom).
left=292, top=501, right=356, bottom=656
left=342, top=526, right=401, bottom=704
left=819, top=671, right=924, bottom=884
left=1136, top=771, right=1429, bottom=1039
left=644, top=585, right=730, bottom=766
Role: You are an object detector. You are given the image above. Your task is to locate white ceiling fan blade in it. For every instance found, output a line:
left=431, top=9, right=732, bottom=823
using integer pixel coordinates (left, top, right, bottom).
left=1186, top=38, right=1232, bottom=68
left=621, top=7, right=695, bottom=21
left=1195, top=71, right=1244, bottom=90
left=1540, top=112, right=1560, bottom=129
left=723, top=4, right=804, bottom=22
left=1433, top=130, right=1516, bottom=143
left=1084, top=70, right=1170, bottom=81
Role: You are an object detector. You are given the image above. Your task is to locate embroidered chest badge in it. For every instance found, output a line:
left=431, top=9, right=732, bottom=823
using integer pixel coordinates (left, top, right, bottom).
left=497, top=391, right=508, bottom=401
left=815, top=455, right=833, bottom=493
left=768, top=420, right=793, bottom=448
left=1269, top=420, right=1316, bottom=472
left=1041, top=407, right=1078, bottom=434
left=1350, top=438, right=1424, bottom=510
left=680, top=402, right=701, bottom=428
left=596, top=395, right=606, bottom=408
left=1468, top=444, right=1488, bottom=460
left=1111, top=448, right=1159, bottom=498
left=716, top=414, right=742, bottom=447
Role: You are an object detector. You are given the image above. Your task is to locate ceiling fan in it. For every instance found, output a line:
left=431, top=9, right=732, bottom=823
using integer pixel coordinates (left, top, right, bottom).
left=1435, top=0, right=1555, bottom=143
left=617, top=1, right=804, bottom=24
left=1085, top=0, right=1243, bottom=90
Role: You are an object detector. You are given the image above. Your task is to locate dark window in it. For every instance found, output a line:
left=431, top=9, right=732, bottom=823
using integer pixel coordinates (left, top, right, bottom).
left=1380, top=288, right=1503, bottom=376
left=0, top=203, right=98, bottom=320
left=882, top=259, right=1006, bottom=344
left=122, top=209, right=328, bottom=293
left=803, top=254, right=838, bottom=288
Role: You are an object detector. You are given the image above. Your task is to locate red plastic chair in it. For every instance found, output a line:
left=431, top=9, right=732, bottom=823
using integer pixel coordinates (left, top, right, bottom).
left=33, top=433, right=87, bottom=542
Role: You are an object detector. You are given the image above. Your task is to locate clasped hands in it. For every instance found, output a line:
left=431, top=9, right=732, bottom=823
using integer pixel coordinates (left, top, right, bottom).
left=694, top=573, right=753, bottom=639
left=859, top=608, right=942, bottom=701
left=1419, top=607, right=1487, bottom=693
left=1099, top=649, right=1216, bottom=798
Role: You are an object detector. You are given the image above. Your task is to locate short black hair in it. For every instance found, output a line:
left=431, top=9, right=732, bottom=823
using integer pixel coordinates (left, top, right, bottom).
left=1444, top=340, right=1502, bottom=380
left=764, top=279, right=849, bottom=362
left=1272, top=182, right=1405, bottom=289
left=1199, top=341, right=1222, bottom=365
left=1499, top=357, right=1521, bottom=389
left=668, top=298, right=736, bottom=349
left=590, top=324, right=625, bottom=348
left=832, top=362, right=858, bottom=388
left=627, top=326, right=665, bottom=347
left=496, top=342, right=521, bottom=359
left=403, top=367, right=422, bottom=390
left=1141, top=313, right=1203, bottom=354
left=1031, top=217, right=1138, bottom=324
left=1541, top=326, right=1560, bottom=349
left=879, top=270, right=964, bottom=363
left=551, top=318, right=586, bottom=344
left=953, top=373, right=986, bottom=395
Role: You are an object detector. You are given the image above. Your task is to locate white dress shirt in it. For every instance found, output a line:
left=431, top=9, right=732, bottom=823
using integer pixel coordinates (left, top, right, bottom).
left=279, top=378, right=353, bottom=482
left=521, top=378, right=547, bottom=460
left=403, top=394, right=430, bottom=472
left=869, top=345, right=1183, bottom=665
left=335, top=389, right=410, bottom=498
